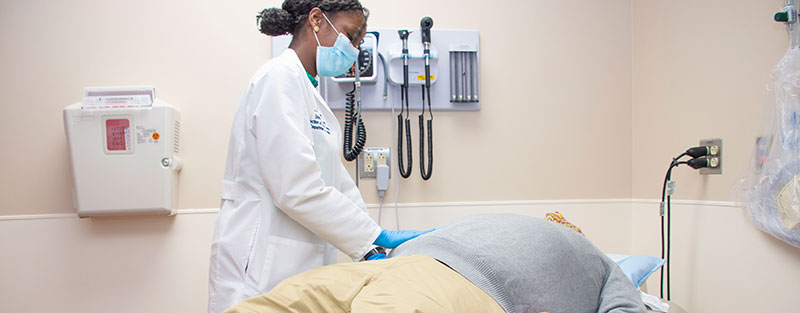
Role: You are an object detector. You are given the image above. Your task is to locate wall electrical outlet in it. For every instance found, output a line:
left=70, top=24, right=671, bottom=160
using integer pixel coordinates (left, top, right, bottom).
left=364, top=153, right=375, bottom=173
left=699, top=138, right=722, bottom=175
left=359, top=147, right=391, bottom=178
left=377, top=151, right=387, bottom=166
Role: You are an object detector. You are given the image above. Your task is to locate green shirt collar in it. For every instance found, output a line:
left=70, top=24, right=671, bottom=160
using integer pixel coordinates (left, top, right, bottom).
left=306, top=72, right=318, bottom=88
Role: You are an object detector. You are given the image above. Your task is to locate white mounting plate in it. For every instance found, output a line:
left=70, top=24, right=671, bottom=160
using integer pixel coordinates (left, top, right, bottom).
left=272, top=28, right=480, bottom=111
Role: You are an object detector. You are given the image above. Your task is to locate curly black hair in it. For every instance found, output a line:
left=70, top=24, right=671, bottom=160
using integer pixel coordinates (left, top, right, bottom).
left=257, top=0, right=369, bottom=37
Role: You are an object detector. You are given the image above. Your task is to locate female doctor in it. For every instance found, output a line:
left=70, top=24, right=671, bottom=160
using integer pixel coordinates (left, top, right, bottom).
left=208, top=1, right=431, bottom=312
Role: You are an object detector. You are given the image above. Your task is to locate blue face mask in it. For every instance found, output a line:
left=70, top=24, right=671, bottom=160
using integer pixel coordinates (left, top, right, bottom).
left=313, top=13, right=359, bottom=77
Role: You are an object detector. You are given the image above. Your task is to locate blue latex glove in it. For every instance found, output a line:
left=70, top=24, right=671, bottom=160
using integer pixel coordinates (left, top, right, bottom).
left=366, top=253, right=387, bottom=261
left=373, top=229, right=435, bottom=249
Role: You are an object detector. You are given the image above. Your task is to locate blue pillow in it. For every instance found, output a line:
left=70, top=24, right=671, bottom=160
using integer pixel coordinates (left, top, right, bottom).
left=605, top=254, right=666, bottom=289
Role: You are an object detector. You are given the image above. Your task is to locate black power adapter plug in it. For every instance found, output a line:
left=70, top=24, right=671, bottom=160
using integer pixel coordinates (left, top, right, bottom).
left=685, top=146, right=710, bottom=158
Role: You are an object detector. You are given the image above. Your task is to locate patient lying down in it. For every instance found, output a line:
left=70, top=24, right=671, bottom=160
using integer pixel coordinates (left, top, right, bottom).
left=225, top=214, right=645, bottom=313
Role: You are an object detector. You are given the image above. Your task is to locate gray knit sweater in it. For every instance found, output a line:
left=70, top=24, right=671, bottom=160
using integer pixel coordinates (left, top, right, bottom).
left=388, top=214, right=644, bottom=313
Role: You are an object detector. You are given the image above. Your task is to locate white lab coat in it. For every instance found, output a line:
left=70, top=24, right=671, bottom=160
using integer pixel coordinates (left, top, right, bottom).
left=207, top=49, right=382, bottom=313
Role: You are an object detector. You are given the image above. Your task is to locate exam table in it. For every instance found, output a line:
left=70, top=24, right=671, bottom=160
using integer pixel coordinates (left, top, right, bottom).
left=226, top=214, right=661, bottom=313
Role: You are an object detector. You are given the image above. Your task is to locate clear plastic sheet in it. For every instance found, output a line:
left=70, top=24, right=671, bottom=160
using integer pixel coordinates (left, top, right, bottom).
left=734, top=47, right=800, bottom=249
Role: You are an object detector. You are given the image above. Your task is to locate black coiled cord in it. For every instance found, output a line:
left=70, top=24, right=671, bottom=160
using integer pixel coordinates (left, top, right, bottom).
left=419, top=51, right=433, bottom=181
left=343, top=83, right=366, bottom=161
left=398, top=115, right=413, bottom=178
left=419, top=84, right=433, bottom=180
left=398, top=77, right=413, bottom=178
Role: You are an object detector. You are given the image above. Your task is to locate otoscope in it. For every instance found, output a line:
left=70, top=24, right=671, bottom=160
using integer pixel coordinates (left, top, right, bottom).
left=419, top=17, right=434, bottom=180
left=397, top=29, right=413, bottom=178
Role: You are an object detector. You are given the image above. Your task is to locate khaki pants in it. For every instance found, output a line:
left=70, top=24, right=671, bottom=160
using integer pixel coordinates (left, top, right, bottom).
left=225, top=255, right=505, bottom=313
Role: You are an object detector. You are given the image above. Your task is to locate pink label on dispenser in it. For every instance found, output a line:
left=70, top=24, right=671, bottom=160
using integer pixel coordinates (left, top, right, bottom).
left=106, top=119, right=130, bottom=151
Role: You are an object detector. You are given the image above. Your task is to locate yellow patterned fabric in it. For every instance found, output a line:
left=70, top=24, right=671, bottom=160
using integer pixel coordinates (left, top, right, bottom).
left=544, top=211, right=584, bottom=235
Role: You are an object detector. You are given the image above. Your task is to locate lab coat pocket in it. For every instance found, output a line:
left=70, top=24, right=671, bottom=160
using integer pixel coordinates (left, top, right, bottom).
left=242, top=218, right=261, bottom=277
left=259, top=236, right=325, bottom=292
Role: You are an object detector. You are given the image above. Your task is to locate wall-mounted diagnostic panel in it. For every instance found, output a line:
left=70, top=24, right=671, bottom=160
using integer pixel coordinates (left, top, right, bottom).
left=272, top=28, right=480, bottom=111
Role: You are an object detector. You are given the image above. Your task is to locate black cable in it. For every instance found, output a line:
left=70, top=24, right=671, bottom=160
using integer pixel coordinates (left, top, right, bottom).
left=397, top=31, right=412, bottom=179
left=659, top=156, right=688, bottom=299
left=659, top=162, right=673, bottom=299
left=343, top=83, right=366, bottom=162
left=666, top=166, right=674, bottom=301
left=418, top=18, right=434, bottom=181
left=397, top=67, right=412, bottom=178
left=667, top=160, right=687, bottom=301
left=419, top=84, right=433, bottom=180
left=659, top=215, right=664, bottom=298
left=658, top=148, right=708, bottom=300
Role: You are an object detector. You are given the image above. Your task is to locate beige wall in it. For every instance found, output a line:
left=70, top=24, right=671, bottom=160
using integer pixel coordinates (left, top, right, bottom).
left=349, top=0, right=634, bottom=205
left=632, top=201, right=800, bottom=313
left=0, top=0, right=270, bottom=215
left=0, top=202, right=633, bottom=313
left=0, top=0, right=633, bottom=216
left=631, top=0, right=788, bottom=200
left=629, top=2, right=800, bottom=312
left=3, top=0, right=800, bottom=313
left=4, top=201, right=799, bottom=313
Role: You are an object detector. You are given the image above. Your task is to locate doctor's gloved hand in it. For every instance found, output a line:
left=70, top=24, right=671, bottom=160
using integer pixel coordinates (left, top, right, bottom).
left=366, top=253, right=387, bottom=261
left=373, top=229, right=435, bottom=249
